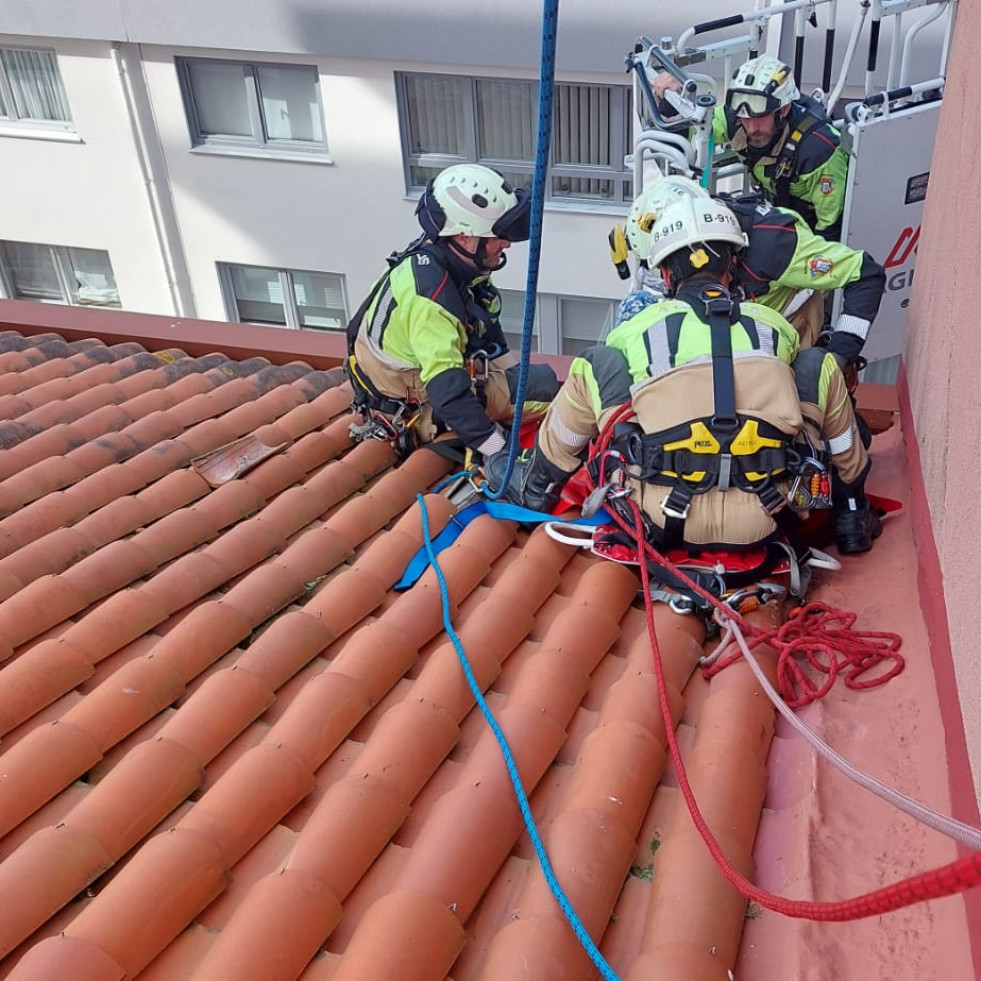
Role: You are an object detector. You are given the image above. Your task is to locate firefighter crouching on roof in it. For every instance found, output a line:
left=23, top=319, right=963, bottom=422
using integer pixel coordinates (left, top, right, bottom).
left=653, top=55, right=849, bottom=241
left=488, top=197, right=882, bottom=556
left=346, top=164, right=559, bottom=460
left=614, top=174, right=885, bottom=383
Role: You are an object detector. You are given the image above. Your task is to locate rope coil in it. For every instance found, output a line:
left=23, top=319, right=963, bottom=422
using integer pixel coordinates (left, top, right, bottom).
left=704, top=601, right=905, bottom=708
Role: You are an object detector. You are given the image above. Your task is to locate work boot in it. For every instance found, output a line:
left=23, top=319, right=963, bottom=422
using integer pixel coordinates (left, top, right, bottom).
left=832, top=497, right=882, bottom=554
left=483, top=446, right=570, bottom=512
left=831, top=463, right=883, bottom=554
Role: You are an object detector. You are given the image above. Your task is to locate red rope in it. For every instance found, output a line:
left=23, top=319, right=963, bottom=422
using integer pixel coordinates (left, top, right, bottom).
left=703, top=602, right=905, bottom=708
left=626, top=497, right=981, bottom=919
left=586, top=406, right=905, bottom=708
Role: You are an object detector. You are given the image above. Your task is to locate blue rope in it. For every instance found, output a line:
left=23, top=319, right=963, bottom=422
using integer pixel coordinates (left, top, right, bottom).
left=417, top=493, right=622, bottom=981
left=432, top=469, right=474, bottom=493
left=484, top=0, right=559, bottom=499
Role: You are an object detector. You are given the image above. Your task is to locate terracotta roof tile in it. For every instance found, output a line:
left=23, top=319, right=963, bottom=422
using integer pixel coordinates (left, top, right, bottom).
left=0, top=319, right=973, bottom=980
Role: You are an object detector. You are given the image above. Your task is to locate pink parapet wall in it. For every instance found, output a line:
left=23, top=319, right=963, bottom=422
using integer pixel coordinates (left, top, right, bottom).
left=903, top=0, right=981, bottom=802
left=901, top=0, right=981, bottom=966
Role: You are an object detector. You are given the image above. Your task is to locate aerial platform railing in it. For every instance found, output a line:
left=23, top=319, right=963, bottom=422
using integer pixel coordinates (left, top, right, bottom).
left=625, top=0, right=957, bottom=194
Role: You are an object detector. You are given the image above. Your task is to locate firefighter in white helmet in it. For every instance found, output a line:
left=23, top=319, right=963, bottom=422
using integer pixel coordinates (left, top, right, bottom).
left=488, top=196, right=882, bottom=556
left=345, top=164, right=558, bottom=459
left=613, top=173, right=885, bottom=366
left=653, top=55, right=849, bottom=240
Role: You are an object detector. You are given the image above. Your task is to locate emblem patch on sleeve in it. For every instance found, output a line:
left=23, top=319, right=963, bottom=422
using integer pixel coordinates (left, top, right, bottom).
left=809, top=256, right=834, bottom=278
left=819, top=175, right=835, bottom=195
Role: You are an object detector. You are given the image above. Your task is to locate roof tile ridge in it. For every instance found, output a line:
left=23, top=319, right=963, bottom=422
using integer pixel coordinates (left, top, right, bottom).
left=627, top=603, right=783, bottom=981
left=476, top=604, right=706, bottom=978
left=0, top=385, right=349, bottom=552
left=58, top=825, right=233, bottom=978
left=2, top=932, right=127, bottom=981
left=0, top=718, right=105, bottom=841
left=0, top=449, right=448, bottom=873
left=324, top=562, right=636, bottom=977
left=0, top=428, right=380, bottom=651
left=327, top=892, right=468, bottom=981
left=0, top=356, right=72, bottom=398
left=0, top=357, right=232, bottom=482
left=183, top=523, right=554, bottom=979
left=12, top=350, right=174, bottom=422
left=2, top=474, right=480, bottom=972
left=36, top=742, right=311, bottom=978
left=0, top=365, right=320, bottom=509
left=0, top=442, right=421, bottom=741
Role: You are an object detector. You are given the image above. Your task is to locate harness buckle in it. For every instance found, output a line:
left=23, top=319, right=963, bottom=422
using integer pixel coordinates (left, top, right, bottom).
left=660, top=492, right=691, bottom=521
left=756, top=480, right=787, bottom=516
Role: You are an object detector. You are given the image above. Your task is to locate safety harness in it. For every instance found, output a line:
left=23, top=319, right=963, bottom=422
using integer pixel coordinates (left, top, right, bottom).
left=343, top=241, right=424, bottom=456
left=768, top=98, right=828, bottom=224
left=584, top=285, right=823, bottom=602
left=343, top=241, right=503, bottom=459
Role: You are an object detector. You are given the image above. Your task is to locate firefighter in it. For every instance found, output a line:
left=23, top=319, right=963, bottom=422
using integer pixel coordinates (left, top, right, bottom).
left=653, top=55, right=849, bottom=240
left=617, top=174, right=885, bottom=365
left=487, top=197, right=882, bottom=556
left=345, top=164, right=558, bottom=459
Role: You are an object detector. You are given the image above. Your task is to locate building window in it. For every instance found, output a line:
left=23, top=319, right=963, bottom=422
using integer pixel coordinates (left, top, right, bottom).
left=499, top=288, right=617, bottom=356
left=0, top=47, right=73, bottom=130
left=559, top=296, right=616, bottom=356
left=178, top=57, right=327, bottom=155
left=499, top=288, right=540, bottom=353
left=220, top=263, right=347, bottom=331
left=0, top=241, right=119, bottom=306
left=397, top=73, right=632, bottom=204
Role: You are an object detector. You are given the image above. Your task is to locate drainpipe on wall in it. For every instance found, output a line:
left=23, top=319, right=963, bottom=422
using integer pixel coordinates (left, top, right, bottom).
left=110, top=41, right=196, bottom=318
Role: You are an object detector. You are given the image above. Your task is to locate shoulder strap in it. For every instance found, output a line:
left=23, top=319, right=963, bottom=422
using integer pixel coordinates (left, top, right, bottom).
left=772, top=112, right=822, bottom=209
left=701, top=287, right=738, bottom=430
left=345, top=268, right=392, bottom=356
left=346, top=236, right=427, bottom=356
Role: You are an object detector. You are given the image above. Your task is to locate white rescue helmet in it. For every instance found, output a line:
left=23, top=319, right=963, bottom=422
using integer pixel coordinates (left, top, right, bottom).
left=416, top=164, right=531, bottom=241
left=726, top=55, right=800, bottom=118
left=625, top=174, right=710, bottom=257
left=647, top=197, right=749, bottom=270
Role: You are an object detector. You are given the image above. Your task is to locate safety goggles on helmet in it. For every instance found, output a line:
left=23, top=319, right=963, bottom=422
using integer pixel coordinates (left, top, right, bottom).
left=489, top=187, right=531, bottom=242
left=726, top=87, right=782, bottom=119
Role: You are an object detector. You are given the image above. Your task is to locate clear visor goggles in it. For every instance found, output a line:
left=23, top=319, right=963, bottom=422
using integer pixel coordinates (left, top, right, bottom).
left=726, top=88, right=781, bottom=118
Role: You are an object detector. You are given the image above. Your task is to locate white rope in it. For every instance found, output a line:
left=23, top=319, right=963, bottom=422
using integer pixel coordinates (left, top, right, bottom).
left=707, top=615, right=981, bottom=850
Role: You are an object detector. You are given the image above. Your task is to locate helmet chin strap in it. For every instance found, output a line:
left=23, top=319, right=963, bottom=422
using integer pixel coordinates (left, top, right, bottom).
left=448, top=237, right=506, bottom=271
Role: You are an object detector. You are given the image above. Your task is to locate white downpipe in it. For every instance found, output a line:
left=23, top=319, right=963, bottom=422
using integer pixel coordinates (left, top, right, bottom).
left=110, top=41, right=194, bottom=318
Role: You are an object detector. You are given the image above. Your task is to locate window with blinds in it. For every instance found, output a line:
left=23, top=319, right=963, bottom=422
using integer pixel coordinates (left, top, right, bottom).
left=178, top=57, right=328, bottom=156
left=398, top=72, right=632, bottom=204
left=220, top=263, right=347, bottom=331
left=0, top=241, right=119, bottom=307
left=559, top=297, right=616, bottom=356
left=498, top=288, right=540, bottom=353
left=0, top=47, right=73, bottom=131
left=497, top=289, right=618, bottom=357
